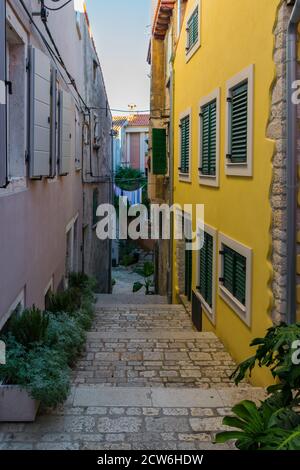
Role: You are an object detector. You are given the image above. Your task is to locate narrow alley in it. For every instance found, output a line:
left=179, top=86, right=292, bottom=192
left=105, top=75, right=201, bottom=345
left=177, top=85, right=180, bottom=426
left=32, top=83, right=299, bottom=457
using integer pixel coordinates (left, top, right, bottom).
left=0, top=296, right=264, bottom=450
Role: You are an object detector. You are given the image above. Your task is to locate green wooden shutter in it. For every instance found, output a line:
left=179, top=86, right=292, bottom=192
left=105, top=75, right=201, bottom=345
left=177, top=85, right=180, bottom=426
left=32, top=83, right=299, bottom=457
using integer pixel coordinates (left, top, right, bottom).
left=234, top=252, right=246, bottom=305
left=185, top=245, right=193, bottom=301
left=201, top=100, right=216, bottom=176
left=180, top=115, right=190, bottom=174
left=230, top=82, right=248, bottom=163
left=223, top=246, right=235, bottom=295
left=187, top=7, right=199, bottom=51
left=222, top=246, right=246, bottom=306
left=199, top=232, right=213, bottom=307
left=152, top=128, right=167, bottom=175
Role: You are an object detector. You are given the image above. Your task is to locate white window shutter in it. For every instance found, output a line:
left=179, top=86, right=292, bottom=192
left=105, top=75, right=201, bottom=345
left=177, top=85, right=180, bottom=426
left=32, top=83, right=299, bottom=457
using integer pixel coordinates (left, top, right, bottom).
left=0, top=0, right=7, bottom=187
left=75, top=107, right=82, bottom=170
left=28, top=46, right=51, bottom=178
left=58, top=90, right=72, bottom=175
left=50, top=67, right=57, bottom=177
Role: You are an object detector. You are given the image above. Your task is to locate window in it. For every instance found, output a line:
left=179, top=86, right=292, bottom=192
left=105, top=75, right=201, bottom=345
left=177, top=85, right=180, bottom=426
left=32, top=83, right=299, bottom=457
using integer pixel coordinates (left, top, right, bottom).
left=44, top=277, right=54, bottom=310
left=0, top=7, right=27, bottom=191
left=58, top=90, right=73, bottom=175
left=93, top=113, right=100, bottom=150
left=93, top=60, right=98, bottom=82
left=0, top=288, right=25, bottom=331
left=199, top=89, right=220, bottom=187
left=75, top=107, right=82, bottom=170
left=218, top=233, right=252, bottom=326
left=179, top=109, right=191, bottom=181
left=185, top=1, right=201, bottom=62
left=152, top=128, right=167, bottom=175
left=225, top=65, right=254, bottom=177
left=65, top=214, right=79, bottom=286
left=196, top=225, right=217, bottom=324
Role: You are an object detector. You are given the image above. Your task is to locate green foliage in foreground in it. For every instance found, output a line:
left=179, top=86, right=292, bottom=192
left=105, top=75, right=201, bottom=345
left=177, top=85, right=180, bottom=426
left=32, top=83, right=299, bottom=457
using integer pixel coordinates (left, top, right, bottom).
left=0, top=273, right=96, bottom=408
left=216, top=323, right=300, bottom=450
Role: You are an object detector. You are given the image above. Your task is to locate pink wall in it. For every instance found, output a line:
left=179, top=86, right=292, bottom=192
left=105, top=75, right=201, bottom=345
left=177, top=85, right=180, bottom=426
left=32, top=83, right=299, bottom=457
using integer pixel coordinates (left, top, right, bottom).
left=0, top=172, right=82, bottom=322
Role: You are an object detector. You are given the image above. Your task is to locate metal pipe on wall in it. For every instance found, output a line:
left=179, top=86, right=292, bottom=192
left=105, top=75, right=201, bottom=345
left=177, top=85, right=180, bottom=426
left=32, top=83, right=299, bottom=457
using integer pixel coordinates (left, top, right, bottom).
left=286, top=0, right=300, bottom=324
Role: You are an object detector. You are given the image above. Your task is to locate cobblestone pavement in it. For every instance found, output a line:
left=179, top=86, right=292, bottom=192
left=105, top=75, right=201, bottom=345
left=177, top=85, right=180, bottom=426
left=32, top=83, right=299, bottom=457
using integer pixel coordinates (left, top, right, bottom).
left=73, top=304, right=241, bottom=388
left=0, top=298, right=265, bottom=450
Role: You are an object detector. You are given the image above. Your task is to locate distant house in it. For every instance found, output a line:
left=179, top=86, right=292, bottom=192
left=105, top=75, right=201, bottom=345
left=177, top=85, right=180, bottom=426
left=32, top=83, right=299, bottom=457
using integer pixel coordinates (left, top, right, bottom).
left=113, top=114, right=150, bottom=174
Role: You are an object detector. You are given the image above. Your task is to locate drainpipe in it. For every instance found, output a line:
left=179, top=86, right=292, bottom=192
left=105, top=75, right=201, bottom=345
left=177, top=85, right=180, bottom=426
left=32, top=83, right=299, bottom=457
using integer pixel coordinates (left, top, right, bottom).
left=167, top=68, right=174, bottom=304
left=286, top=0, right=300, bottom=324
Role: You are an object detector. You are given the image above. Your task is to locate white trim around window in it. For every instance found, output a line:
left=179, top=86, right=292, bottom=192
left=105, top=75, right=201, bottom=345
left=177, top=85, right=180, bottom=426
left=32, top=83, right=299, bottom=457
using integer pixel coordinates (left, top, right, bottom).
left=218, top=233, right=252, bottom=327
left=178, top=108, right=192, bottom=183
left=185, top=0, right=201, bottom=63
left=225, top=65, right=254, bottom=177
left=198, top=88, right=220, bottom=187
left=0, top=288, right=25, bottom=330
left=196, top=223, right=217, bottom=325
left=44, top=276, right=54, bottom=297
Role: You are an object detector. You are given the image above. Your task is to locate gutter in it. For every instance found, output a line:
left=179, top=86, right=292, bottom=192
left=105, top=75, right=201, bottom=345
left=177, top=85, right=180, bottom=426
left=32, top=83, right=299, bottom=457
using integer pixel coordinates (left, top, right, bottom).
left=286, top=0, right=300, bottom=323
left=167, top=67, right=175, bottom=304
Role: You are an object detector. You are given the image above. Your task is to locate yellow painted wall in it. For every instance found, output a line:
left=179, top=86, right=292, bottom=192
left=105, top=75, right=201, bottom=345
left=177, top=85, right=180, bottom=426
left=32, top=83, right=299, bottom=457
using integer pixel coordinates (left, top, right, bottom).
left=172, top=0, right=282, bottom=387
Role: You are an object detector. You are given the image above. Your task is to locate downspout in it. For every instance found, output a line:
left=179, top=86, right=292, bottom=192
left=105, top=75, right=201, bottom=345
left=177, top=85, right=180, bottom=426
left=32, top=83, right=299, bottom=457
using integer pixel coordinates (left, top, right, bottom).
left=167, top=67, right=174, bottom=304
left=286, top=0, right=300, bottom=324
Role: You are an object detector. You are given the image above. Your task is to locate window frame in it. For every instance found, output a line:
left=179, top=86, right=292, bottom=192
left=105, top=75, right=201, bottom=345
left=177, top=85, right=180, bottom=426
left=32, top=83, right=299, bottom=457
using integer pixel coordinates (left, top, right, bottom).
left=0, top=288, right=25, bottom=331
left=218, top=232, right=252, bottom=327
left=198, top=88, right=220, bottom=187
left=0, top=5, right=28, bottom=194
left=225, top=65, right=254, bottom=177
left=185, top=0, right=201, bottom=63
left=196, top=224, right=217, bottom=325
left=178, top=108, right=192, bottom=183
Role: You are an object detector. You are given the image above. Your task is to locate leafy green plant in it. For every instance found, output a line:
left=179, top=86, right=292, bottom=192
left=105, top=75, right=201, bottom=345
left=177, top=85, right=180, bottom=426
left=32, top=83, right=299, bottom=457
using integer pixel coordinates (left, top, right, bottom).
left=133, top=262, right=154, bottom=295
left=46, top=288, right=81, bottom=314
left=216, top=398, right=300, bottom=450
left=0, top=336, right=70, bottom=407
left=8, top=306, right=49, bottom=349
left=120, top=253, right=138, bottom=267
left=231, top=323, right=300, bottom=403
left=115, top=166, right=146, bottom=191
left=0, top=272, right=96, bottom=409
left=69, top=272, right=96, bottom=301
left=215, top=323, right=300, bottom=450
left=46, top=313, right=86, bottom=365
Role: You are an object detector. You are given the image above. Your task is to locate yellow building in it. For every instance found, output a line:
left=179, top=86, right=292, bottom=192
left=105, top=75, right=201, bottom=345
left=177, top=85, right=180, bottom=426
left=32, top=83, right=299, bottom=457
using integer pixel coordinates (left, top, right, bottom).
left=163, top=0, right=300, bottom=387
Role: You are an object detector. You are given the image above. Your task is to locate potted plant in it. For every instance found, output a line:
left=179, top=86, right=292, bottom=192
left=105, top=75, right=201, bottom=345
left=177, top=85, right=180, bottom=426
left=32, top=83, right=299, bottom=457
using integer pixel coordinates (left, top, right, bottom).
left=0, top=273, right=96, bottom=422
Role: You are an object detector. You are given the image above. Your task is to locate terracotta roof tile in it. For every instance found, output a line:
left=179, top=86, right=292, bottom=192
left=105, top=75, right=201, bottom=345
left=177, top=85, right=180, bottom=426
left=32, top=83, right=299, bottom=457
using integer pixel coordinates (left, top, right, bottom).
left=127, top=114, right=150, bottom=127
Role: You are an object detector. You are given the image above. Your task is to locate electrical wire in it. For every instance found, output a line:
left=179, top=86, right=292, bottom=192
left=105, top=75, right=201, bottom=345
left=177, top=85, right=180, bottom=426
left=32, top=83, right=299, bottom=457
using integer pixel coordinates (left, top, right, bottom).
left=19, top=1, right=163, bottom=118
left=44, top=0, right=73, bottom=11
left=18, top=0, right=83, bottom=110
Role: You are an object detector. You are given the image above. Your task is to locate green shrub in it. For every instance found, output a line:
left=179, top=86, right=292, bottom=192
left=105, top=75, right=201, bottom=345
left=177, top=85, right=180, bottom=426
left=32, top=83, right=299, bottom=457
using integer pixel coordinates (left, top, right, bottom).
left=46, top=313, right=86, bottom=365
left=25, top=347, right=71, bottom=407
left=216, top=323, right=300, bottom=450
left=0, top=272, right=96, bottom=409
left=0, top=336, right=70, bottom=407
left=8, top=306, right=49, bottom=349
left=46, top=288, right=82, bottom=314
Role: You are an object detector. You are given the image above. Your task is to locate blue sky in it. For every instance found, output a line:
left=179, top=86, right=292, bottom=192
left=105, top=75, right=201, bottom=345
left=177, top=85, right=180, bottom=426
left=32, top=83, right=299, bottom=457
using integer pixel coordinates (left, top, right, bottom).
left=85, top=0, right=151, bottom=114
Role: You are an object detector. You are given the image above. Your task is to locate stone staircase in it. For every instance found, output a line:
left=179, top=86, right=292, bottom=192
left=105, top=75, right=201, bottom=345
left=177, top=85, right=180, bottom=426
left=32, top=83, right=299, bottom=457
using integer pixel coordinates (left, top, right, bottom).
left=0, top=297, right=265, bottom=450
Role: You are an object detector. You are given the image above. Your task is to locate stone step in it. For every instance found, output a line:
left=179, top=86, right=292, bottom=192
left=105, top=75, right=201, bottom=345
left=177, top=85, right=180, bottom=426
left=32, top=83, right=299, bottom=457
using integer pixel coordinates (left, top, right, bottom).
left=96, top=294, right=168, bottom=305
left=71, top=384, right=266, bottom=408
